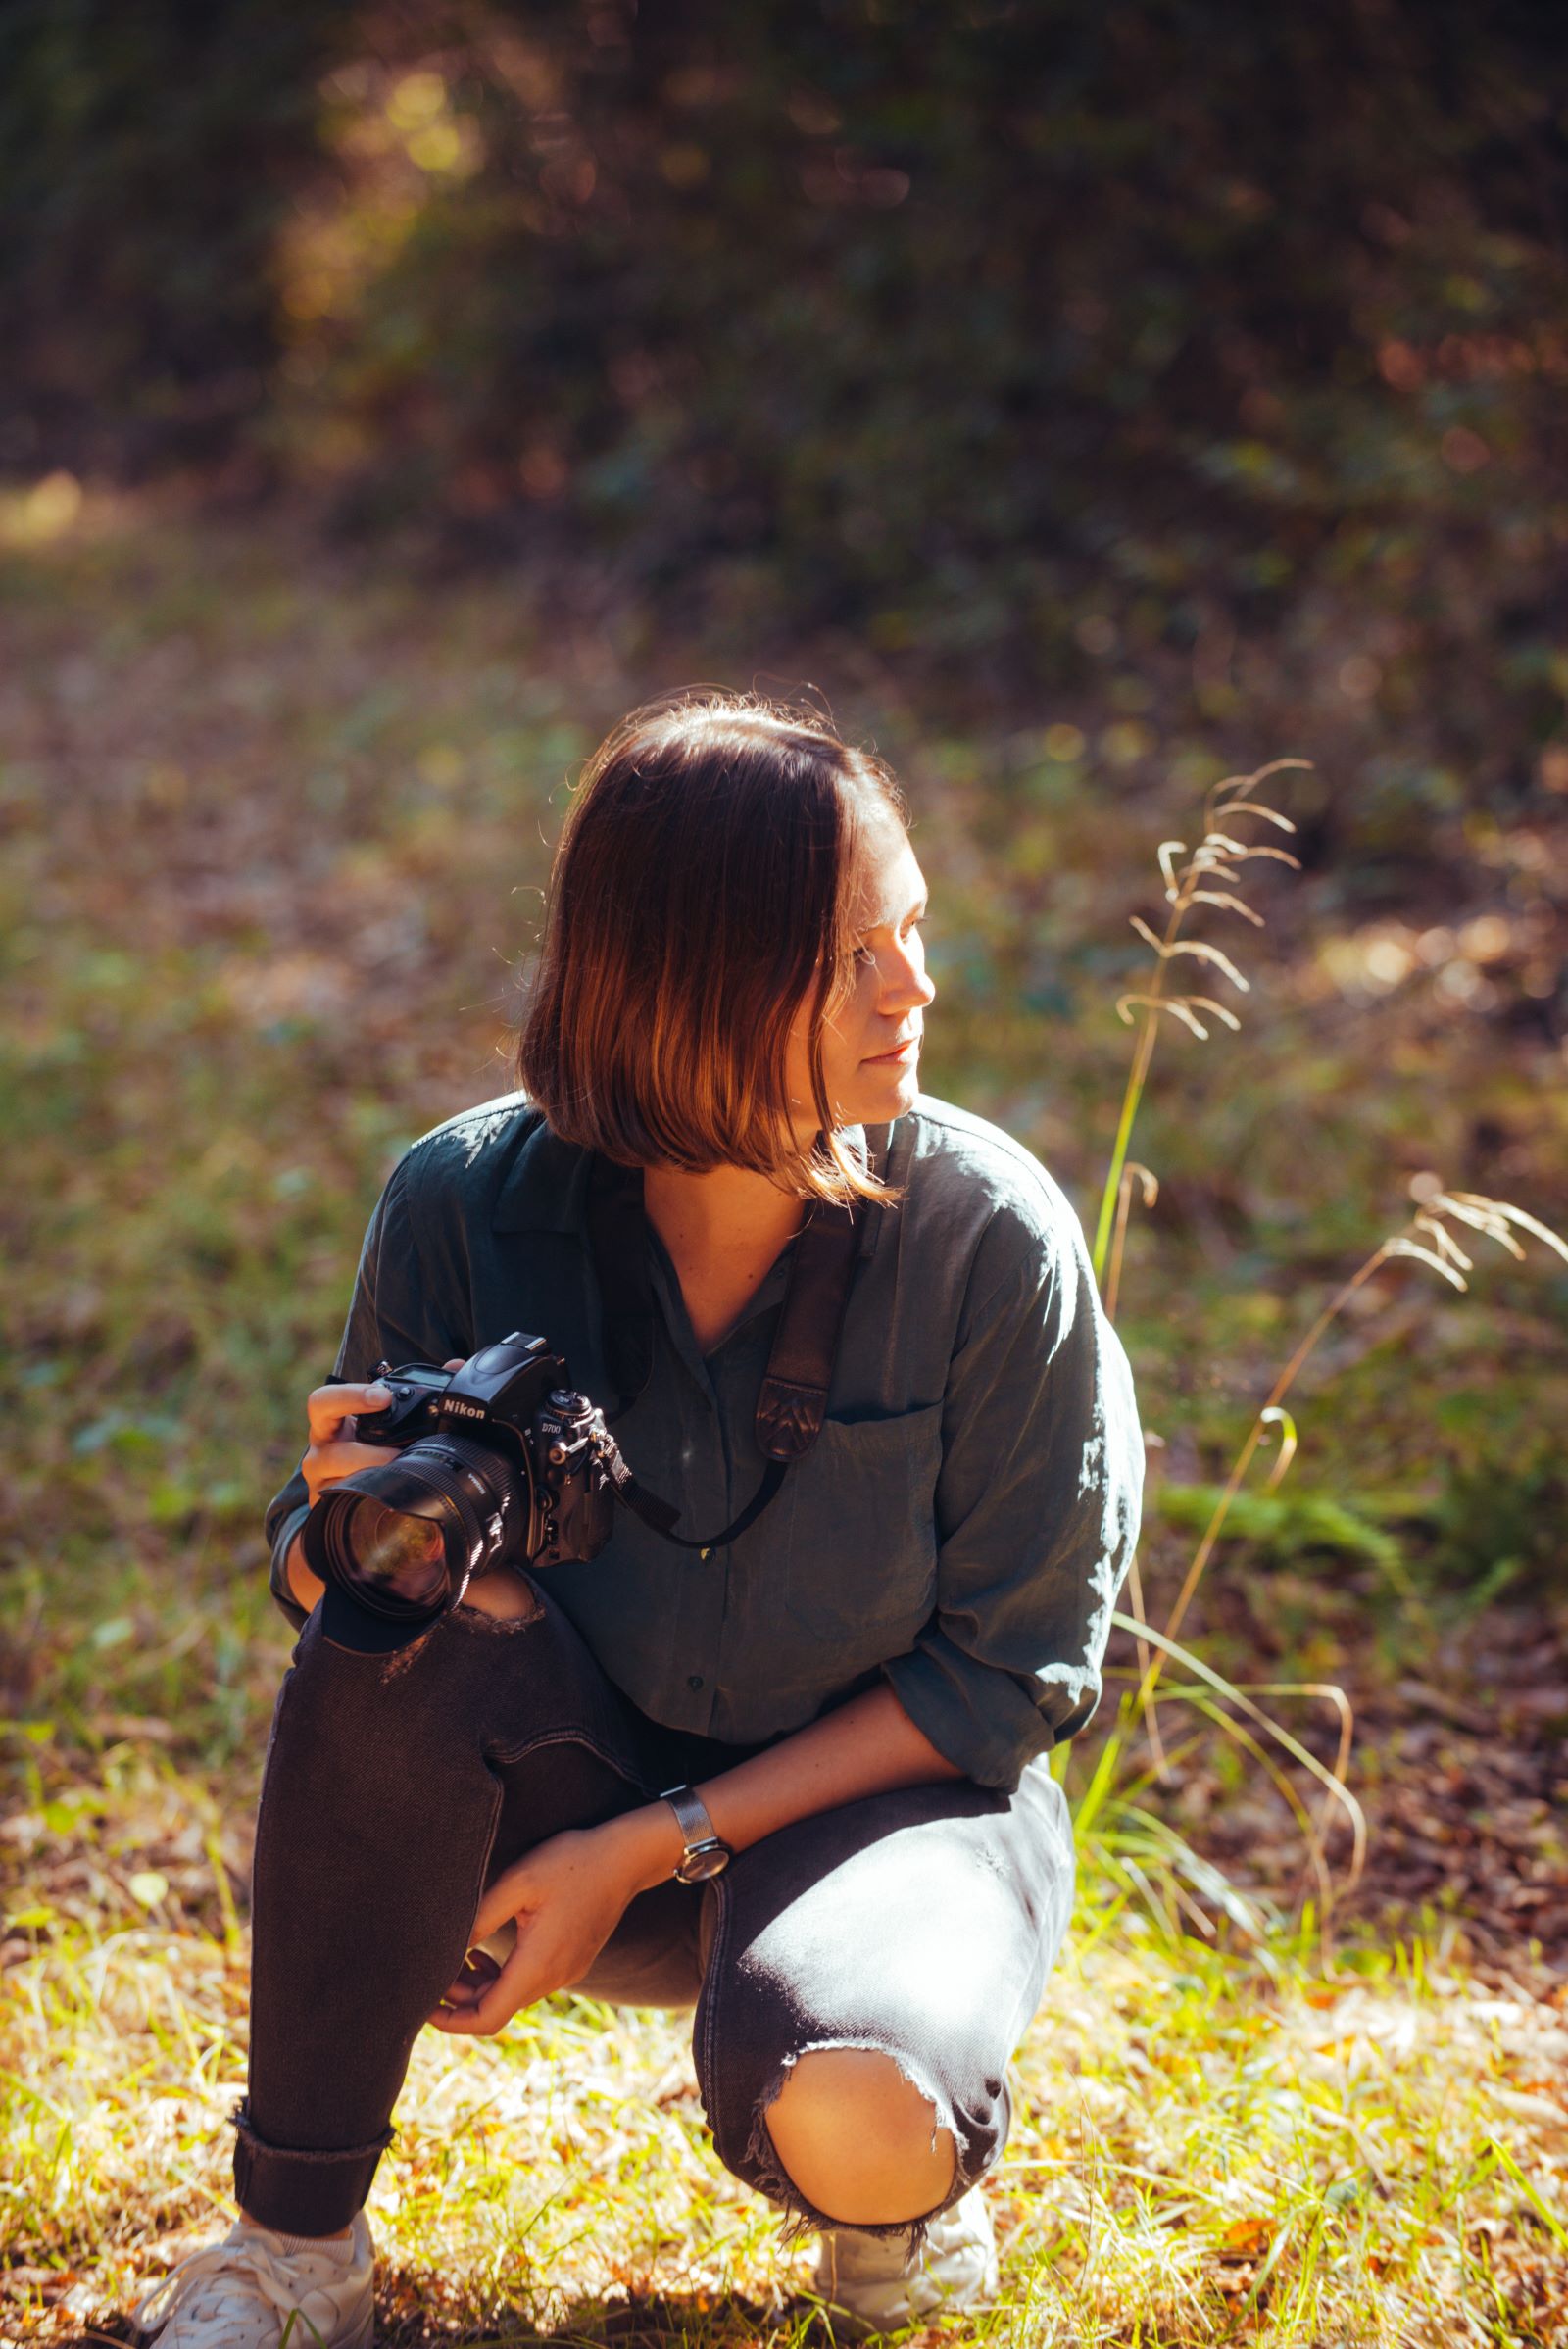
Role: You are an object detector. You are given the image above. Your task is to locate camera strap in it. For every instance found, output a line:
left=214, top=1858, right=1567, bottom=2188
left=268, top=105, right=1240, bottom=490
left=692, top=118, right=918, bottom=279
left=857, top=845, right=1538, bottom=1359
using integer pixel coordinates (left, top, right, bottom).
left=585, top=1125, right=892, bottom=1556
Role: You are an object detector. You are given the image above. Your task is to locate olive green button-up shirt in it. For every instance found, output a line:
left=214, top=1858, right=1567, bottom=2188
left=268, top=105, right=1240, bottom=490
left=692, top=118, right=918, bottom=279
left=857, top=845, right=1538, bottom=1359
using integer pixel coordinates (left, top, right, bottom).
left=265, top=1091, right=1145, bottom=1790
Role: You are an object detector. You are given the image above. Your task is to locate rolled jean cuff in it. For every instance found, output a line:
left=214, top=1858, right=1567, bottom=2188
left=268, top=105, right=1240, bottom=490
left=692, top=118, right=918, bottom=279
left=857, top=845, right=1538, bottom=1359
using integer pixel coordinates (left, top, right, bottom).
left=231, top=2099, right=394, bottom=2235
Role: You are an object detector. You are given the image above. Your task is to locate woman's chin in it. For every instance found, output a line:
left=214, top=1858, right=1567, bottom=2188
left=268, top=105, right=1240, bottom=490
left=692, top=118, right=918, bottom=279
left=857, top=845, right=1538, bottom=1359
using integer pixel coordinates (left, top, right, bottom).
left=788, top=1059, right=922, bottom=1146
left=853, top=1057, right=921, bottom=1119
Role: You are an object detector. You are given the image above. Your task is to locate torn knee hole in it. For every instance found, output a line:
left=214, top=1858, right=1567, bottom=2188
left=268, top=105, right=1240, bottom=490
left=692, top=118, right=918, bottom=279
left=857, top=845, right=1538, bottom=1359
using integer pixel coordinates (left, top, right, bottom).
left=760, top=2044, right=958, bottom=2227
left=449, top=1600, right=541, bottom=1636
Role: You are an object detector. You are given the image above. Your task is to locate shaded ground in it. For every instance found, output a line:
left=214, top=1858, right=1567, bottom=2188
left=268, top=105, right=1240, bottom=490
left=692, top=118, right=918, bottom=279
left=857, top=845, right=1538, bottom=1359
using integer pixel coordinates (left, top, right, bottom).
left=1153, top=1600, right=1568, bottom=1983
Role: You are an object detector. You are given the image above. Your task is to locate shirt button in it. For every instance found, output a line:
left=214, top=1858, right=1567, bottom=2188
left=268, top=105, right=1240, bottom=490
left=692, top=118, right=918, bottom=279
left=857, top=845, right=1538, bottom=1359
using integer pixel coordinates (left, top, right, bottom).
left=687, top=1673, right=705, bottom=1691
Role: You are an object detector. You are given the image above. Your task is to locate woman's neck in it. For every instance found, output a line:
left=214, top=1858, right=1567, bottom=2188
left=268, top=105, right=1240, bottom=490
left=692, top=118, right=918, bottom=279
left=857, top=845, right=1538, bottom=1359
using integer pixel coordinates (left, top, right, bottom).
left=642, top=1160, right=808, bottom=1270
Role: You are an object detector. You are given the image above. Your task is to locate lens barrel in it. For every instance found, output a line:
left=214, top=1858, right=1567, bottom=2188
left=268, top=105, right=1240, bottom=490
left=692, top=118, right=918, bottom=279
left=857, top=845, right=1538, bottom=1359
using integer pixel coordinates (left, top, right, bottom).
left=302, top=1431, right=534, bottom=1625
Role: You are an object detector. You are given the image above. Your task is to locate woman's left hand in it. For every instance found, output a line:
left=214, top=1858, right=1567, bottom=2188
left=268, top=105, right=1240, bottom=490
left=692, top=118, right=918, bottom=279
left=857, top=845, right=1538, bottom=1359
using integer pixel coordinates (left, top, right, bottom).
left=427, top=1823, right=644, bottom=2036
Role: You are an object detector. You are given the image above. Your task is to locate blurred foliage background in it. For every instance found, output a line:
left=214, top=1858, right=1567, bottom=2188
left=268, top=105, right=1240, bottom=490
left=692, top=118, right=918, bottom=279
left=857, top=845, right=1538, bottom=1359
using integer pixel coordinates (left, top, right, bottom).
left=5, top=0, right=1568, bottom=875
left=3, top=0, right=1567, bottom=2010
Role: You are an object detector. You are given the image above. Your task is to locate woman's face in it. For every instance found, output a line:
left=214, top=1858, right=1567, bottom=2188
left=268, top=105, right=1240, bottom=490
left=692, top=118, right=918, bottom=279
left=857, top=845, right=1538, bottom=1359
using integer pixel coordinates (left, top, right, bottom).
left=783, top=808, right=936, bottom=1144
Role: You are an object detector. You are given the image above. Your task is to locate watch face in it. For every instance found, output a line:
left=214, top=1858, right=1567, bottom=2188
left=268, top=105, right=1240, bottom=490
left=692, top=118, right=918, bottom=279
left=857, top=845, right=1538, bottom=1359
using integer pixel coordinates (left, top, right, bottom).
left=676, top=1841, right=731, bottom=1884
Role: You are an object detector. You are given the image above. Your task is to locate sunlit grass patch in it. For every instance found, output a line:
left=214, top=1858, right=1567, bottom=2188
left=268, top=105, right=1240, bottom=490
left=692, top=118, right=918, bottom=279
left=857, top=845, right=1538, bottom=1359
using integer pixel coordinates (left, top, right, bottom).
left=5, top=1883, right=1566, bottom=2346
left=1007, top=1933, right=1568, bottom=2345
left=0, top=1913, right=786, bottom=2342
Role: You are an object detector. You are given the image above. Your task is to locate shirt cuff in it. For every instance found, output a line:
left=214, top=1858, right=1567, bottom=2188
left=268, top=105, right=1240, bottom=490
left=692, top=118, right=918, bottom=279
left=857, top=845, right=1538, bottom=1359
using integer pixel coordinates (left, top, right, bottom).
left=269, top=1501, right=312, bottom=1633
left=882, top=1632, right=1058, bottom=1792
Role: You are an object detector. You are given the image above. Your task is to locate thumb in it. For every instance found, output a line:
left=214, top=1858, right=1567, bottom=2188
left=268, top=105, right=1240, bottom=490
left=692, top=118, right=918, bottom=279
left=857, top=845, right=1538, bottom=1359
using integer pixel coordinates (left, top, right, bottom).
left=470, top=1869, right=533, bottom=1948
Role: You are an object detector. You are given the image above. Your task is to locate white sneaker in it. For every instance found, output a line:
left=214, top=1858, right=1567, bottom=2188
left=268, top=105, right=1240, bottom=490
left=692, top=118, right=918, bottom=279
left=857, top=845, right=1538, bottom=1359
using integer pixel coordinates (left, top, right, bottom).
left=134, top=2212, right=375, bottom=2349
left=812, top=2183, right=999, bottom=2334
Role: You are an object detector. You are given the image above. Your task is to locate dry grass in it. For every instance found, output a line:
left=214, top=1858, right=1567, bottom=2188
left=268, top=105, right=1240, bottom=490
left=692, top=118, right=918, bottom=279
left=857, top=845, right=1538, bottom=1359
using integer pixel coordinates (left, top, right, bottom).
left=5, top=1866, right=1568, bottom=2347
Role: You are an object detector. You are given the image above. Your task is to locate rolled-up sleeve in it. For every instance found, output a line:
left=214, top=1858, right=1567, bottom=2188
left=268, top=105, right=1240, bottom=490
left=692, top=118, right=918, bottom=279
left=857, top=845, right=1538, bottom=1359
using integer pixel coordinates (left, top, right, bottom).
left=262, top=1153, right=469, bottom=1630
left=881, top=1182, right=1144, bottom=1789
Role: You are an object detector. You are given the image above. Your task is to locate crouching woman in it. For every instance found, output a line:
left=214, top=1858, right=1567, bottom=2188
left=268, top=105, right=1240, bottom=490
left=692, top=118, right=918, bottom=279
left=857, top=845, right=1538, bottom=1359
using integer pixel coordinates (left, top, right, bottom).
left=133, top=690, right=1144, bottom=2346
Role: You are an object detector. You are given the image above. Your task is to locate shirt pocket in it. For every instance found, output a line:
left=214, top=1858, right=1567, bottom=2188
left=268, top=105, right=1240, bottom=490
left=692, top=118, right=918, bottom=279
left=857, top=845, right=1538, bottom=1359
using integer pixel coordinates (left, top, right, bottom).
left=777, top=1401, right=945, bottom=1650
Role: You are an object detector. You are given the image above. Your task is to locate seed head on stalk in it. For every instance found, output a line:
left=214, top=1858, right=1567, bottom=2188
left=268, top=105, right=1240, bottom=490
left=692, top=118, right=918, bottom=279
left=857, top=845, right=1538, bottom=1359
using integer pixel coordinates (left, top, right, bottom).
left=1154, top=1182, right=1568, bottom=1667
left=1094, top=758, right=1308, bottom=1318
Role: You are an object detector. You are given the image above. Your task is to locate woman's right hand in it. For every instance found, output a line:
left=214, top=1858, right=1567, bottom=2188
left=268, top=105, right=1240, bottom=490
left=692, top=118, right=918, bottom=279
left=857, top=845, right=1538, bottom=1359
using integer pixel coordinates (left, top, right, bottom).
left=300, top=1379, right=400, bottom=1511
left=282, top=1379, right=400, bottom=1612
left=285, top=1365, right=466, bottom=1611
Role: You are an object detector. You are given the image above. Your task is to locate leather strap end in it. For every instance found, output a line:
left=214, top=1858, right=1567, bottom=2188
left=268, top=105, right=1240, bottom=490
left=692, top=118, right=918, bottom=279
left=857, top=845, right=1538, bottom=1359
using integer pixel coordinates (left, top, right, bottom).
left=756, top=1376, right=831, bottom=1460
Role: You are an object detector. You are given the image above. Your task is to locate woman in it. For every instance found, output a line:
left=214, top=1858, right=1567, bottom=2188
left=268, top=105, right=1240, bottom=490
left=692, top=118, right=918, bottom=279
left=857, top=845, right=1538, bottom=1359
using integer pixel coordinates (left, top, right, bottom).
left=134, top=690, right=1144, bottom=2346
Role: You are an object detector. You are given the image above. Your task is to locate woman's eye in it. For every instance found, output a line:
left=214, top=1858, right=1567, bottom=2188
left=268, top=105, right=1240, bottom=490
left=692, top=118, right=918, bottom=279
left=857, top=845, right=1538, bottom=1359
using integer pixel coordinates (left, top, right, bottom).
left=855, top=917, right=924, bottom=965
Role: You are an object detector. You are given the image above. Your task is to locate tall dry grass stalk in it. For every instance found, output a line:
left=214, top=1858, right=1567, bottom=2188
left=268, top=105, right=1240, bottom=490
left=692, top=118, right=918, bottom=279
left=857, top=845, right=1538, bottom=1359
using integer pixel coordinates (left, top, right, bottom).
left=1091, top=756, right=1308, bottom=1307
left=1088, top=762, right=1568, bottom=1943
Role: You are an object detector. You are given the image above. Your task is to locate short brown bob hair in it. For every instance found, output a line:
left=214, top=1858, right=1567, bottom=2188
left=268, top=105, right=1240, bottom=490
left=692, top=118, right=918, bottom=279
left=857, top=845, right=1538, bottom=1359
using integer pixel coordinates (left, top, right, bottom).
left=515, top=687, right=910, bottom=1209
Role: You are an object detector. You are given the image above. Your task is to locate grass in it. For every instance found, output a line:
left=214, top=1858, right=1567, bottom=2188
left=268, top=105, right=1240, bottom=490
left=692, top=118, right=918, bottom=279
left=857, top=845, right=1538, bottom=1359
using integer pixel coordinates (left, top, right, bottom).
left=7, top=1848, right=1568, bottom=2344
left=3, top=483, right=1567, bottom=2343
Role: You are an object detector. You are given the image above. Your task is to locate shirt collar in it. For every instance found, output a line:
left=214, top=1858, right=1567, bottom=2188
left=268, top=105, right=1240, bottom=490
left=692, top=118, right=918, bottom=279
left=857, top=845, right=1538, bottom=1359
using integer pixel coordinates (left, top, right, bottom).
left=491, top=1105, right=894, bottom=1261
left=490, top=1112, right=596, bottom=1234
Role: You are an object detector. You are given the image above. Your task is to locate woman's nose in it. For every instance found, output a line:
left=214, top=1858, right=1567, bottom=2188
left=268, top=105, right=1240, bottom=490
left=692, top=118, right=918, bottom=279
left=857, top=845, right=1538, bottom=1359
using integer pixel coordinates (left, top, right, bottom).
left=882, top=942, right=936, bottom=1009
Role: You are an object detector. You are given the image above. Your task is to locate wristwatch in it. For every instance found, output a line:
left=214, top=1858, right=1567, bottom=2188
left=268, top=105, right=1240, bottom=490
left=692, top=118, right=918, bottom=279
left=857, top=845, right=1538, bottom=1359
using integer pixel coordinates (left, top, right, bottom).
left=659, top=1784, right=733, bottom=1884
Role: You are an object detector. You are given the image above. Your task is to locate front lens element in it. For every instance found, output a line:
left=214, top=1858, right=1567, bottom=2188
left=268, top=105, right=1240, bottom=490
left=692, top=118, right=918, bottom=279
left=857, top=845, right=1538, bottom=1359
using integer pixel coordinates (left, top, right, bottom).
left=338, top=1497, right=450, bottom=1610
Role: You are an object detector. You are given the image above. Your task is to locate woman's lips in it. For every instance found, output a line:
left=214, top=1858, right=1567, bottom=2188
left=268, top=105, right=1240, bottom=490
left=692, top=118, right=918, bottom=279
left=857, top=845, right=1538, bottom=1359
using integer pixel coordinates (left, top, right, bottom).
left=863, top=1036, right=919, bottom=1063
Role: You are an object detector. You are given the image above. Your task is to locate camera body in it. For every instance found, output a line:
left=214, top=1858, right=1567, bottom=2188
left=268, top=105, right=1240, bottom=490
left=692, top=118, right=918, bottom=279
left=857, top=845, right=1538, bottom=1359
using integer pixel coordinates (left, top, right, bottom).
left=352, top=1331, right=618, bottom=1573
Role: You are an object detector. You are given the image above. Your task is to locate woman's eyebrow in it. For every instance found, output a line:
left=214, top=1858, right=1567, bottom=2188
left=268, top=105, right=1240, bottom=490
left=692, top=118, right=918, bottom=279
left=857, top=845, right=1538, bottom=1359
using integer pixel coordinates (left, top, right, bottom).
left=859, top=892, right=929, bottom=929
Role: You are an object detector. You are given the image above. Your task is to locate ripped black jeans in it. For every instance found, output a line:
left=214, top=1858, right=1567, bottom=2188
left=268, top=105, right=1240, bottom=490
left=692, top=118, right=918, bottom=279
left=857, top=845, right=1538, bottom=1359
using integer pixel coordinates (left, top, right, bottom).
left=235, top=1582, right=1076, bottom=2246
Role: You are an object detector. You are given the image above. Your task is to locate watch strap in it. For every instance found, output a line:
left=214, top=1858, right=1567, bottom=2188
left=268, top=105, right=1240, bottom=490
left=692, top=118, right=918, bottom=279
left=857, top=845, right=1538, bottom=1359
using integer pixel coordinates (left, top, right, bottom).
left=659, top=1783, right=730, bottom=1879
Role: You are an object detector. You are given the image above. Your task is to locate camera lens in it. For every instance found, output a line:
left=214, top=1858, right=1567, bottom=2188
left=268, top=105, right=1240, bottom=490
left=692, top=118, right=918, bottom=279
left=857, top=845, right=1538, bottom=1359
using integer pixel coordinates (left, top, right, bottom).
left=303, top=1432, right=535, bottom=1628
left=332, top=1497, right=449, bottom=1609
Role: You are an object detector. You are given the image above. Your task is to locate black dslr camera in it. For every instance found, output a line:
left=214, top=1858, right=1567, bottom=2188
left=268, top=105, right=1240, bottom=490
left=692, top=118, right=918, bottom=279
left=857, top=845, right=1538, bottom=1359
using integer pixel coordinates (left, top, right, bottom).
left=301, top=1332, right=625, bottom=1646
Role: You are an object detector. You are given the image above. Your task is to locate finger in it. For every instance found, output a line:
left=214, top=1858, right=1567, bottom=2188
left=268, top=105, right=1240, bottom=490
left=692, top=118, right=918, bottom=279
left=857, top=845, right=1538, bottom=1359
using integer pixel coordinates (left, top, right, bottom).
left=304, top=1444, right=401, bottom=1511
left=314, top=1439, right=402, bottom=1472
left=442, top=1359, right=465, bottom=1372
left=306, top=1382, right=394, bottom=1444
left=307, top=1439, right=401, bottom=1491
left=437, top=1948, right=502, bottom=2008
left=428, top=1926, right=545, bottom=2036
left=467, top=1874, right=532, bottom=1950
left=429, top=1983, right=534, bottom=2035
